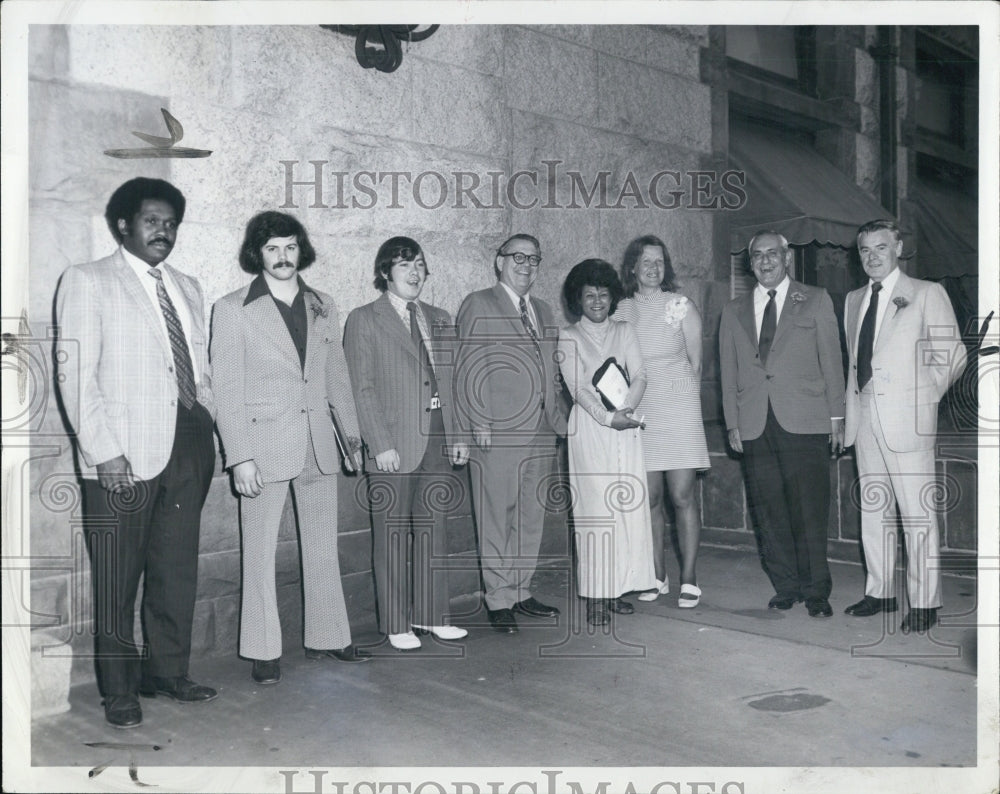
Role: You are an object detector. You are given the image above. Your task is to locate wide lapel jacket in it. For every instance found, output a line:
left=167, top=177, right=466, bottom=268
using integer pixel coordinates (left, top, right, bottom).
left=844, top=270, right=965, bottom=451
left=455, top=283, right=567, bottom=440
left=344, top=292, right=462, bottom=473
left=55, top=249, right=214, bottom=481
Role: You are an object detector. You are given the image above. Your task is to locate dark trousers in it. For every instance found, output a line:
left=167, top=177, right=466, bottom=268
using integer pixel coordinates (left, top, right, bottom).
left=742, top=405, right=832, bottom=600
left=368, top=409, right=459, bottom=635
left=82, top=402, right=215, bottom=697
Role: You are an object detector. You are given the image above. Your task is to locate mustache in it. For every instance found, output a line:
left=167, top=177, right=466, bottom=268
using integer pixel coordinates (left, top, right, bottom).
left=148, top=236, right=172, bottom=246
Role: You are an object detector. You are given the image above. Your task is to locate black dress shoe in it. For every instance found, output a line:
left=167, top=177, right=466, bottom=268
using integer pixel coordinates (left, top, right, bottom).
left=608, top=597, right=634, bottom=615
left=305, top=644, right=372, bottom=663
left=768, top=594, right=800, bottom=610
left=901, top=607, right=938, bottom=634
left=844, top=595, right=898, bottom=617
left=139, top=675, right=218, bottom=703
left=805, top=597, right=833, bottom=618
left=251, top=659, right=281, bottom=684
left=512, top=597, right=560, bottom=618
left=487, top=608, right=519, bottom=633
left=586, top=599, right=609, bottom=626
left=104, top=694, right=142, bottom=729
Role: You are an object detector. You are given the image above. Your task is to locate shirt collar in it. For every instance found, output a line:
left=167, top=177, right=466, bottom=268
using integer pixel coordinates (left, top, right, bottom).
left=755, top=275, right=791, bottom=301
left=244, top=274, right=319, bottom=306
left=121, top=245, right=167, bottom=278
left=386, top=289, right=416, bottom=315
left=499, top=280, right=530, bottom=309
left=869, top=266, right=900, bottom=295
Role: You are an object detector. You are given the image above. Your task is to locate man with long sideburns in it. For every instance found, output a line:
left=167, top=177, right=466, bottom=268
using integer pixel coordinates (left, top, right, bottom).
left=843, top=219, right=966, bottom=633
left=719, top=230, right=845, bottom=618
left=56, top=177, right=217, bottom=728
left=211, top=211, right=368, bottom=685
left=455, top=234, right=568, bottom=633
left=343, top=237, right=470, bottom=651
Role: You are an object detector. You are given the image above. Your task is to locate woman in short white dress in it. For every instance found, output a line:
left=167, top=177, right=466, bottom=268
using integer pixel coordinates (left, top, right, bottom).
left=616, top=235, right=710, bottom=608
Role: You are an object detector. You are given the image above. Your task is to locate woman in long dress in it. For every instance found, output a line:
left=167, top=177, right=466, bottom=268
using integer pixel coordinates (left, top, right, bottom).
left=557, top=259, right=656, bottom=626
left=616, top=235, right=711, bottom=608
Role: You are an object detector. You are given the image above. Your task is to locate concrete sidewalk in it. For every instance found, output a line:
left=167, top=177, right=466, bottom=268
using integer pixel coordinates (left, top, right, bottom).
left=28, top=544, right=984, bottom=782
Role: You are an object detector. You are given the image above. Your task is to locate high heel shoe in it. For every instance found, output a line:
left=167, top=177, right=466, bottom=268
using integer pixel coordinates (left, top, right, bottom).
left=637, top=578, right=670, bottom=602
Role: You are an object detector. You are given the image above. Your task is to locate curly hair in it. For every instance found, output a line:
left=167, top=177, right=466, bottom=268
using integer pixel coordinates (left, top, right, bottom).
left=105, top=178, right=186, bottom=242
left=562, top=259, right=623, bottom=320
left=238, top=211, right=316, bottom=274
left=373, top=236, right=429, bottom=292
left=620, top=234, right=676, bottom=297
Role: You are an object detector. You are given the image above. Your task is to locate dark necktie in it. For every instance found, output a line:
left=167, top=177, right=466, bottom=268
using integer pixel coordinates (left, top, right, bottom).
left=518, top=297, right=542, bottom=361
left=758, top=289, right=777, bottom=365
left=407, top=301, right=438, bottom=396
left=857, top=282, right=882, bottom=390
left=148, top=267, right=196, bottom=409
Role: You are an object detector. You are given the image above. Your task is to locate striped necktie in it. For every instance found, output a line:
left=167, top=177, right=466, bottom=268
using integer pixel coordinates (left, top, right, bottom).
left=147, top=267, right=196, bottom=409
left=519, top=296, right=542, bottom=361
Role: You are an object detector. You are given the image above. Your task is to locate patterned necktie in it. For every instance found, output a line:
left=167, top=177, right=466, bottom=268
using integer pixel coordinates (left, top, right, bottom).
left=147, top=267, right=196, bottom=409
left=407, top=301, right=438, bottom=395
left=857, top=282, right=882, bottom=390
left=518, top=296, right=542, bottom=361
left=758, top=289, right=777, bottom=365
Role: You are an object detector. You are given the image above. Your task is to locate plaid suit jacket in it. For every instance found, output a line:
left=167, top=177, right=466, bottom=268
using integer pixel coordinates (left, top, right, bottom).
left=55, top=249, right=214, bottom=481
left=210, top=280, right=360, bottom=482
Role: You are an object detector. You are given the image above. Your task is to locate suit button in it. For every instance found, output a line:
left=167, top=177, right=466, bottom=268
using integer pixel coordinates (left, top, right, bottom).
left=766, top=375, right=773, bottom=380
left=301, top=408, right=306, bottom=414
left=168, top=366, right=174, bottom=373
left=425, top=408, right=430, bottom=413
left=251, top=418, right=257, bottom=423
left=424, top=381, right=430, bottom=386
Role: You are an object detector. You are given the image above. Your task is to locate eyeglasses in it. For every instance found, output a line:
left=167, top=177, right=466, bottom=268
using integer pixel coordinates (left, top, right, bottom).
left=500, top=252, right=542, bottom=267
left=749, top=250, right=785, bottom=264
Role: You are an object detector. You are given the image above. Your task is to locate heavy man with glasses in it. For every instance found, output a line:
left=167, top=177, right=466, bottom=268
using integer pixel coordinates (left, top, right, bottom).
left=719, top=230, right=845, bottom=618
left=843, top=219, right=966, bottom=633
left=56, top=177, right=217, bottom=728
left=455, top=234, right=569, bottom=633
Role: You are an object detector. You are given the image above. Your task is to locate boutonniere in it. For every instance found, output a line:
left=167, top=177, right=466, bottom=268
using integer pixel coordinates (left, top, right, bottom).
left=892, top=296, right=909, bottom=311
left=308, top=296, right=329, bottom=320
left=663, top=296, right=689, bottom=327
left=790, top=291, right=807, bottom=304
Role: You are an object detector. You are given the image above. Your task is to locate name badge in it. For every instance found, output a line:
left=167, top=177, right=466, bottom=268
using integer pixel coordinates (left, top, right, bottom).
left=430, top=395, right=441, bottom=410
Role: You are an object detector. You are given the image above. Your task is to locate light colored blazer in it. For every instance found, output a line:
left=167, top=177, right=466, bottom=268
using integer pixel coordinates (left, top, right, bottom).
left=210, top=280, right=360, bottom=483
left=844, top=270, right=966, bottom=452
left=55, top=250, right=214, bottom=481
left=343, top=293, right=463, bottom=473
left=455, top=283, right=568, bottom=440
left=719, top=280, right=845, bottom=440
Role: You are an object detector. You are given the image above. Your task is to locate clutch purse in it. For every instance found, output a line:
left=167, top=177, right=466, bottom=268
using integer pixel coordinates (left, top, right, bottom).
left=591, top=357, right=630, bottom=411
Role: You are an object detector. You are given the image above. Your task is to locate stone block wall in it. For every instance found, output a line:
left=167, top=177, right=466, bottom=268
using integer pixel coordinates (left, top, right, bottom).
left=25, top=23, right=713, bottom=686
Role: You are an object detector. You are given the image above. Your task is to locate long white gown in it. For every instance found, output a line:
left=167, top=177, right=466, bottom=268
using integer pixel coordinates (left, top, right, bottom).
left=557, top=317, right=656, bottom=598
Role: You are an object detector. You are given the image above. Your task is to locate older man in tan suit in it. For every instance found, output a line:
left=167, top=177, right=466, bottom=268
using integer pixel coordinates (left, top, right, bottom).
left=211, top=211, right=367, bottom=685
left=344, top=236, right=470, bottom=652
left=843, top=219, right=967, bottom=633
left=720, top=230, right=846, bottom=618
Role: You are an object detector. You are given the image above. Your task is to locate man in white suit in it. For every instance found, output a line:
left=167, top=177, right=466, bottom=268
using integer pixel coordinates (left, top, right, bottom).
left=56, top=178, right=218, bottom=728
left=211, top=211, right=368, bottom=686
left=843, top=219, right=967, bottom=633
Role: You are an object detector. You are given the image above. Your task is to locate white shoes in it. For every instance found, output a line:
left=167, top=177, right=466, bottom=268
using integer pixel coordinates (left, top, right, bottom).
left=412, top=624, right=468, bottom=640
left=388, top=631, right=421, bottom=651
left=678, top=583, right=702, bottom=608
left=637, top=578, right=670, bottom=602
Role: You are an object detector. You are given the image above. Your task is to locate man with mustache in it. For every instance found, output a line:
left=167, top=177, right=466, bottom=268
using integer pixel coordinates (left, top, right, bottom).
left=719, top=230, right=846, bottom=618
left=843, top=219, right=966, bottom=633
left=56, top=177, right=218, bottom=728
left=343, top=236, right=470, bottom=651
left=211, top=211, right=369, bottom=685
left=455, top=234, right=569, bottom=634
